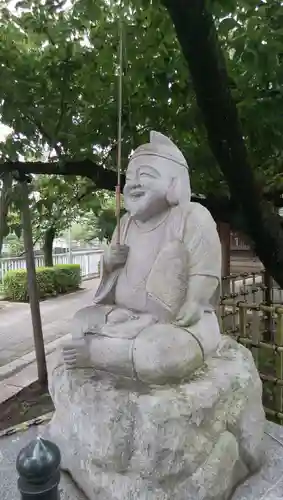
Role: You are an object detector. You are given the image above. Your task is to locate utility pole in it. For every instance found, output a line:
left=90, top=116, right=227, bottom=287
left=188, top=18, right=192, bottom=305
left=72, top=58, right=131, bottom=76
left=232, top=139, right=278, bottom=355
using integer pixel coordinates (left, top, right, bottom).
left=20, top=179, right=47, bottom=386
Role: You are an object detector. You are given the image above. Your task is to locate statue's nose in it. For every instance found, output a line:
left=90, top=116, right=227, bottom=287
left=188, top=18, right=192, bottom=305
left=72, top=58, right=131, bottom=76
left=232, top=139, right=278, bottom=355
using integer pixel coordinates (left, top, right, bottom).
left=127, top=180, right=141, bottom=189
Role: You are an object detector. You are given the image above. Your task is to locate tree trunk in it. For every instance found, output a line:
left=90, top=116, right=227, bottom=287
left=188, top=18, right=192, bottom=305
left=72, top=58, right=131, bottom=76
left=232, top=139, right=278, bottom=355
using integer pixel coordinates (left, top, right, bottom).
left=43, top=226, right=56, bottom=267
left=21, top=181, right=47, bottom=386
left=0, top=173, right=12, bottom=256
left=217, top=222, right=231, bottom=276
left=162, top=0, right=283, bottom=288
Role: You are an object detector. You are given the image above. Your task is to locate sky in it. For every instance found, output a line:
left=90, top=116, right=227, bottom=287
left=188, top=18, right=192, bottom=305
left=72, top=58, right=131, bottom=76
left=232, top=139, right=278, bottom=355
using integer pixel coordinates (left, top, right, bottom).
left=0, top=123, right=12, bottom=142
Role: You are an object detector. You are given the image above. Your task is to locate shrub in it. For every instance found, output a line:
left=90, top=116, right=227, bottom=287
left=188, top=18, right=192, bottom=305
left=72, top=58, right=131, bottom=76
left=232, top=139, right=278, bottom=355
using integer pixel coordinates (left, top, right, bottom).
left=3, top=269, right=28, bottom=302
left=53, top=264, right=81, bottom=294
left=3, top=264, right=81, bottom=302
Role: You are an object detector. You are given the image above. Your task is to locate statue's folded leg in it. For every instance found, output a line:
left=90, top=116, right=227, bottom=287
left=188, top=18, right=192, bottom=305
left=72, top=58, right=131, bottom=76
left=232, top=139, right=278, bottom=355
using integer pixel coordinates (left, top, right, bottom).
left=132, top=324, right=204, bottom=384
left=87, top=323, right=204, bottom=384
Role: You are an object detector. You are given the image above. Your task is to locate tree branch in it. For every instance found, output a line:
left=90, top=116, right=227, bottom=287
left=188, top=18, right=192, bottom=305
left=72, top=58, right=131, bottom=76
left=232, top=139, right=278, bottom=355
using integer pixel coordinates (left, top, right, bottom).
left=0, top=159, right=119, bottom=188
left=162, top=0, right=283, bottom=287
left=17, top=234, right=41, bottom=257
left=23, top=112, right=63, bottom=158
left=54, top=49, right=74, bottom=140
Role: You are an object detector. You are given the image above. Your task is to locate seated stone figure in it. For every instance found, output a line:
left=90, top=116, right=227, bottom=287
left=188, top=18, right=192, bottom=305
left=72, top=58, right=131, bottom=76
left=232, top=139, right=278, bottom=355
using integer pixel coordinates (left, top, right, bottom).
left=48, top=132, right=265, bottom=500
left=62, top=131, right=222, bottom=384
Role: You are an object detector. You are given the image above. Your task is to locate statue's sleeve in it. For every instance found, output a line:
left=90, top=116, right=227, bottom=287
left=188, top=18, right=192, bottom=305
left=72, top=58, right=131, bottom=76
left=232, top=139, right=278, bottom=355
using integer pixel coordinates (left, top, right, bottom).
left=94, top=214, right=130, bottom=305
left=110, top=214, right=130, bottom=245
left=183, top=204, right=222, bottom=281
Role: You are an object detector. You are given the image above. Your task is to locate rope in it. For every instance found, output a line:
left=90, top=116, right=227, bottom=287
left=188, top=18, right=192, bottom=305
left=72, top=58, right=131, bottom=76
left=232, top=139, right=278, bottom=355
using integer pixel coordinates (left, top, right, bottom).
left=0, top=412, right=53, bottom=439
left=264, top=429, right=283, bottom=447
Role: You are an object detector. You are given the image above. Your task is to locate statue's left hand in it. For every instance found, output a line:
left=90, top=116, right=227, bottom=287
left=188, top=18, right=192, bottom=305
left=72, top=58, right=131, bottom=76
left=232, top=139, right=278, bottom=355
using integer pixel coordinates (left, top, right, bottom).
left=62, top=338, right=90, bottom=369
left=174, top=301, right=202, bottom=328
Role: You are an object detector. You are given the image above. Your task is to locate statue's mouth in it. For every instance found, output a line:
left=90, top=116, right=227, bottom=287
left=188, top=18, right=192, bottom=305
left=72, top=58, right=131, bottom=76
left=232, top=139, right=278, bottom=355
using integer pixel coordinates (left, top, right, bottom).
left=130, top=190, right=145, bottom=199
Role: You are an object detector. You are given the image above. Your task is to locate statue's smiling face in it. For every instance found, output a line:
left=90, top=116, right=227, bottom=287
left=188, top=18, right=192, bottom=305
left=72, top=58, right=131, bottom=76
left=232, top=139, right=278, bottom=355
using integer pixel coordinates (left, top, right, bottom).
left=124, top=155, right=172, bottom=221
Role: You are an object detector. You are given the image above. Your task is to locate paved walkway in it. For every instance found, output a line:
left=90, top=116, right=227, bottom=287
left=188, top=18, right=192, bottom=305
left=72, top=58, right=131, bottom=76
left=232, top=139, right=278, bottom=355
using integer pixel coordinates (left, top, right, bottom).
left=0, top=278, right=99, bottom=369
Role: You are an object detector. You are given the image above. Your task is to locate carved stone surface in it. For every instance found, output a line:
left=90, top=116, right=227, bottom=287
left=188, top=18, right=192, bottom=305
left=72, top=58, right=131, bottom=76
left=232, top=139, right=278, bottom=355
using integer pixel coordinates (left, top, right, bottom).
left=48, top=337, right=265, bottom=500
left=62, top=131, right=223, bottom=384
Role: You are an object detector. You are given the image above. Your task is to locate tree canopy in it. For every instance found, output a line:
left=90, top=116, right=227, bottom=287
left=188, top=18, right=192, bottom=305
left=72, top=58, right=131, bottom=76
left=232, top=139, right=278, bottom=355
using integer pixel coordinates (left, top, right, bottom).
left=1, top=0, right=282, bottom=193
left=1, top=0, right=283, bottom=282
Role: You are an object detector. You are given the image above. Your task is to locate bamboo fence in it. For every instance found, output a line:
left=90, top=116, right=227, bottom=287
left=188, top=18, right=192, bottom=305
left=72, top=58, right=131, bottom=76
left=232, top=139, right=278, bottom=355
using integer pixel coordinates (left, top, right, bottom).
left=219, top=271, right=283, bottom=424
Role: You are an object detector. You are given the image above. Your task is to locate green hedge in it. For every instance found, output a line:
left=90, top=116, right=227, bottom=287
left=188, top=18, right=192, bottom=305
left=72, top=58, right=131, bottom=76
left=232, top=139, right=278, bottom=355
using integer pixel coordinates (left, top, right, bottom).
left=3, top=264, right=81, bottom=302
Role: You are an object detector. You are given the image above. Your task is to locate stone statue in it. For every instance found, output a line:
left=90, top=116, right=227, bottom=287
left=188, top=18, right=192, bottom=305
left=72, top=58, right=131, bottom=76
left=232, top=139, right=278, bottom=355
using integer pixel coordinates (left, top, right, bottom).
left=48, top=132, right=265, bottom=500
left=62, top=131, right=222, bottom=384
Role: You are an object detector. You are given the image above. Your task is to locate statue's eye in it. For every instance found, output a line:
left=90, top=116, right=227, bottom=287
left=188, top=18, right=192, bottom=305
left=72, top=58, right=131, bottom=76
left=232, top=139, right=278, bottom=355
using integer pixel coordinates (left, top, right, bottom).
left=140, top=172, right=154, bottom=179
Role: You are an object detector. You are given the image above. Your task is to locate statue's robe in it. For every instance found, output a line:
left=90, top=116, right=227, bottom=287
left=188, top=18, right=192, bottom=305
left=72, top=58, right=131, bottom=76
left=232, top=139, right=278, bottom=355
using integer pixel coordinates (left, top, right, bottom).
left=93, top=202, right=222, bottom=357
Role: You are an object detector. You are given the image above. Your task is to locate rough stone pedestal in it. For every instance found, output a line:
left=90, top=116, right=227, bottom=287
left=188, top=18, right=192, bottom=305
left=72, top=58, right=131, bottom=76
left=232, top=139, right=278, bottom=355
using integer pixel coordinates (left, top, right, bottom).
left=47, top=337, right=265, bottom=500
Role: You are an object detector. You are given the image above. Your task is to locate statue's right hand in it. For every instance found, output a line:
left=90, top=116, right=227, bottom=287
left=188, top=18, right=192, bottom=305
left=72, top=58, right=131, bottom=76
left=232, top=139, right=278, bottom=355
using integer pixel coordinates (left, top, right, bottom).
left=104, top=244, right=129, bottom=271
left=62, top=339, right=90, bottom=369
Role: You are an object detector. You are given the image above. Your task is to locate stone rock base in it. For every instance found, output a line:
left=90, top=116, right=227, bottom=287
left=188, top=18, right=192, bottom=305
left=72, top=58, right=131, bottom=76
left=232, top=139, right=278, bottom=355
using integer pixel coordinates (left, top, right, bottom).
left=47, top=337, right=265, bottom=500
left=56, top=422, right=283, bottom=500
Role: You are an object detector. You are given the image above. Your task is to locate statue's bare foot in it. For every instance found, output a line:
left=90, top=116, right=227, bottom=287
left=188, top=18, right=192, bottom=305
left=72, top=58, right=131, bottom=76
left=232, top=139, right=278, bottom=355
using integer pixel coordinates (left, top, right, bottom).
left=62, top=339, right=90, bottom=369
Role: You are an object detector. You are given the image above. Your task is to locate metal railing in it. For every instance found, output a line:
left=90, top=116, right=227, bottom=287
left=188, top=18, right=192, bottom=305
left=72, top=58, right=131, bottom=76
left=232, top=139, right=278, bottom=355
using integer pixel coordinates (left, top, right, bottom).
left=220, top=271, right=283, bottom=423
left=0, top=249, right=103, bottom=281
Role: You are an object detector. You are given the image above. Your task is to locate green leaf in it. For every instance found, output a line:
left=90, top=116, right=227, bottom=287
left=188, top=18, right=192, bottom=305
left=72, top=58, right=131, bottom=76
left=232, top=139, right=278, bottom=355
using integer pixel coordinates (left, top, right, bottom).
left=15, top=1, right=31, bottom=8
left=219, top=17, right=240, bottom=35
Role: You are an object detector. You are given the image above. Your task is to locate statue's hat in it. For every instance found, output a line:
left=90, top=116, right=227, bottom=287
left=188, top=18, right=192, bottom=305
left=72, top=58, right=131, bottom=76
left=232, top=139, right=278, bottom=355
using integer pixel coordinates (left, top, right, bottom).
left=131, top=131, right=188, bottom=171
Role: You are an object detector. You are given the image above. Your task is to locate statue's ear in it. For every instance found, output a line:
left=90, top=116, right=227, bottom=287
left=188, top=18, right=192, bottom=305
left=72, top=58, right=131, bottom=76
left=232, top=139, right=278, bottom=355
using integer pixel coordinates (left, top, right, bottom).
left=166, top=178, right=179, bottom=206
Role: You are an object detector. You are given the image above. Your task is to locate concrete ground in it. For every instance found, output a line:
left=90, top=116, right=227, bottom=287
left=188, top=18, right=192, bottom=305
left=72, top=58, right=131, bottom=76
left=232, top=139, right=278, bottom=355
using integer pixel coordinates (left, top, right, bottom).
left=0, top=278, right=99, bottom=402
left=0, top=424, right=87, bottom=500
left=0, top=421, right=282, bottom=500
left=0, top=278, right=99, bottom=369
left=0, top=346, right=62, bottom=404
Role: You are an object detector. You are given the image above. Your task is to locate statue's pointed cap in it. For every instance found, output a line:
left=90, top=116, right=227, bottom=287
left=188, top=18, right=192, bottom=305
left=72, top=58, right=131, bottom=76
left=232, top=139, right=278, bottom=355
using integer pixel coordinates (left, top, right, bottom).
left=131, top=131, right=188, bottom=170
left=150, top=131, right=175, bottom=147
